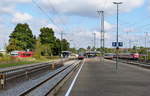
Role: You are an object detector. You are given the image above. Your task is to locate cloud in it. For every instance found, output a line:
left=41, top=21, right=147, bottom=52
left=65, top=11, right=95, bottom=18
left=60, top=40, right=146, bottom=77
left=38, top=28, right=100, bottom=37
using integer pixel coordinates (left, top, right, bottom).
left=40, top=0, right=144, bottom=17
left=12, top=12, right=32, bottom=23
left=104, top=21, right=114, bottom=31
left=94, top=21, right=114, bottom=32
left=63, top=26, right=115, bottom=48
left=0, top=0, right=32, bottom=15
left=2, top=0, right=31, bottom=4
left=123, top=27, right=136, bottom=33
left=0, top=24, right=11, bottom=49
left=46, top=24, right=61, bottom=33
left=0, top=0, right=145, bottom=49
left=14, top=0, right=31, bottom=3
left=0, top=6, right=15, bottom=14
left=53, top=16, right=70, bottom=25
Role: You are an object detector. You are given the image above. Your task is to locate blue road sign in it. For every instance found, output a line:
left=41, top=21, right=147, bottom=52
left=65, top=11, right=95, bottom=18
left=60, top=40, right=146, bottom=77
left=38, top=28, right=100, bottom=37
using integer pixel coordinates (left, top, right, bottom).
left=112, top=42, right=123, bottom=47
left=118, top=42, right=123, bottom=47
left=112, top=42, right=117, bottom=47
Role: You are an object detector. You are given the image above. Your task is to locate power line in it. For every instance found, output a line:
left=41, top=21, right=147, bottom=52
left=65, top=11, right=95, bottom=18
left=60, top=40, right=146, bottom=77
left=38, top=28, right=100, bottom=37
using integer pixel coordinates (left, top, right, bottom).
left=31, top=0, right=63, bottom=32
left=47, top=0, right=68, bottom=31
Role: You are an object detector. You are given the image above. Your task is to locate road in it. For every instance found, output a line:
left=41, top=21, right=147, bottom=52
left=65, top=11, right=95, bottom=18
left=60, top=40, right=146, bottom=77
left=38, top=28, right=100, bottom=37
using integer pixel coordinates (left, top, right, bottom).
left=57, top=58, right=150, bottom=96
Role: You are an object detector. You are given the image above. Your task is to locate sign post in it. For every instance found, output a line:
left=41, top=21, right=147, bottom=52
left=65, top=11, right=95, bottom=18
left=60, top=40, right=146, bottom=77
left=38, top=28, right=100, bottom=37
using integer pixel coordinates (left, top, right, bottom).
left=112, top=42, right=123, bottom=71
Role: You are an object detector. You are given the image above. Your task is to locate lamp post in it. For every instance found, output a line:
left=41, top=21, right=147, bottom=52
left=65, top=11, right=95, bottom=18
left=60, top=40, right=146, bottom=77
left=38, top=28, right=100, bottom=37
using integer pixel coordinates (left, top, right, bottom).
left=145, top=32, right=148, bottom=61
left=113, top=2, right=122, bottom=71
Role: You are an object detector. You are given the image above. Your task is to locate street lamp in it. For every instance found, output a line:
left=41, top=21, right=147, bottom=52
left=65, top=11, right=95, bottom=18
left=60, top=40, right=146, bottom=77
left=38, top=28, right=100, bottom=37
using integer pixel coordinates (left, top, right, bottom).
left=113, top=2, right=122, bottom=71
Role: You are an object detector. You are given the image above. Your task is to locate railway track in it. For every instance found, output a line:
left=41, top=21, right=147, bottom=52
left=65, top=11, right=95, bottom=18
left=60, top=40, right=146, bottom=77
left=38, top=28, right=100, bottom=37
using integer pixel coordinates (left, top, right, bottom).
left=111, top=59, right=150, bottom=68
left=0, top=58, right=73, bottom=89
left=0, top=60, right=82, bottom=96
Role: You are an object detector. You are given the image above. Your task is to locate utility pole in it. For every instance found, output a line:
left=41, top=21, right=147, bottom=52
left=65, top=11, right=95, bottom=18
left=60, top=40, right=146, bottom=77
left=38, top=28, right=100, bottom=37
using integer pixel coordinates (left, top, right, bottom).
left=126, top=31, right=131, bottom=49
left=60, top=31, right=63, bottom=54
left=126, top=31, right=129, bottom=52
left=97, top=10, right=105, bottom=59
left=113, top=2, right=122, bottom=71
left=93, top=32, right=96, bottom=51
left=60, top=31, right=64, bottom=65
left=129, top=40, right=132, bottom=49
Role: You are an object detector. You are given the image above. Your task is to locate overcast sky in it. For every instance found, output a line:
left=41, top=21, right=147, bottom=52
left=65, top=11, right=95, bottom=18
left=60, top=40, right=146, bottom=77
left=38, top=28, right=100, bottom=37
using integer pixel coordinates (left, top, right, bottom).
left=0, top=0, right=150, bottom=49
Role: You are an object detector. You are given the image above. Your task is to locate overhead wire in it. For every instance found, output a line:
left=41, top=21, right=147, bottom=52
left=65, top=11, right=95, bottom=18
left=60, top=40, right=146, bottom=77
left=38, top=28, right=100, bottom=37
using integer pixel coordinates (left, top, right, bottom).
left=31, top=0, right=63, bottom=32
left=47, top=0, right=72, bottom=40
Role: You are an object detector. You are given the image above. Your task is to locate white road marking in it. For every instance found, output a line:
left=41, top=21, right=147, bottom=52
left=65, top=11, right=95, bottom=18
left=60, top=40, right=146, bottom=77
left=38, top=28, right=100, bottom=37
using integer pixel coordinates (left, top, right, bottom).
left=65, top=60, right=85, bottom=96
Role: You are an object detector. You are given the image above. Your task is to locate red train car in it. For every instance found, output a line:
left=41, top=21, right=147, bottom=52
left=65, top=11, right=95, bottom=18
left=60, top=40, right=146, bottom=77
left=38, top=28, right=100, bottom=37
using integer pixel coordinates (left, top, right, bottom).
left=10, top=51, right=33, bottom=58
left=78, top=53, right=85, bottom=60
left=118, top=53, right=140, bottom=60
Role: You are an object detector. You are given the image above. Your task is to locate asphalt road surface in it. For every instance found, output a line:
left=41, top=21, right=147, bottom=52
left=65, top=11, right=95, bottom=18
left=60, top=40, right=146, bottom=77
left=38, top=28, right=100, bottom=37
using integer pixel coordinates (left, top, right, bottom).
left=57, top=58, right=150, bottom=96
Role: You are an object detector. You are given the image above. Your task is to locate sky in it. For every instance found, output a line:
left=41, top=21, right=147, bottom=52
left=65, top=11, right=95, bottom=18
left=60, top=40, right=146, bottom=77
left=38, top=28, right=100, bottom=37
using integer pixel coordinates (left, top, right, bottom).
left=0, top=0, right=150, bottom=50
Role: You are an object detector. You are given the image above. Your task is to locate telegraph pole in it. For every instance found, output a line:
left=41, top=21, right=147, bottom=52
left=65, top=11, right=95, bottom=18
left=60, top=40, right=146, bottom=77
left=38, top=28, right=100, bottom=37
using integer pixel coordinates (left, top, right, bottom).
left=97, top=10, right=105, bottom=59
left=113, top=2, right=122, bottom=71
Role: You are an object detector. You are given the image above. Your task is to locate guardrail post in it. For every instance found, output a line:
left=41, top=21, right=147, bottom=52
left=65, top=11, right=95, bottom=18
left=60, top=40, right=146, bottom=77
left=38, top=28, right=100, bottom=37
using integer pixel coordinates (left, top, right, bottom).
left=0, top=73, right=5, bottom=89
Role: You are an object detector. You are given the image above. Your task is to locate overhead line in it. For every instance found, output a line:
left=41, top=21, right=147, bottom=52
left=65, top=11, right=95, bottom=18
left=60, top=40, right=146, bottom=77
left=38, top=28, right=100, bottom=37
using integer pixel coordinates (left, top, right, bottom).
left=31, top=0, right=63, bottom=32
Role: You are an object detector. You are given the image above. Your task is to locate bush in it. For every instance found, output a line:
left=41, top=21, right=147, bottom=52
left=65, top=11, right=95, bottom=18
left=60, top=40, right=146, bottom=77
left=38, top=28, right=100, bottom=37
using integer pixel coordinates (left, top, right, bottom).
left=0, top=53, right=3, bottom=57
left=44, top=56, right=60, bottom=59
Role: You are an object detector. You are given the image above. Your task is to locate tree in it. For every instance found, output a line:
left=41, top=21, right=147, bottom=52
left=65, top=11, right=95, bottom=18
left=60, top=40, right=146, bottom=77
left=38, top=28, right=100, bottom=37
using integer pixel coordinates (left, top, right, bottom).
left=87, top=46, right=91, bottom=50
left=33, top=38, right=42, bottom=59
left=61, top=39, right=70, bottom=51
left=69, top=48, right=77, bottom=53
left=41, top=44, right=52, bottom=56
left=0, top=53, right=3, bottom=57
left=78, top=48, right=86, bottom=53
left=53, top=39, right=61, bottom=56
left=91, top=47, right=96, bottom=51
left=7, top=23, right=35, bottom=52
left=39, top=27, right=56, bottom=44
left=39, top=27, right=56, bottom=56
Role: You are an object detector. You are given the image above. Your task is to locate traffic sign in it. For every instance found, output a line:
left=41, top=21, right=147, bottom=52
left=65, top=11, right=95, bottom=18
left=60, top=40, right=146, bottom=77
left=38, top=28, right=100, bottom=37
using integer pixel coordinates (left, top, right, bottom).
left=118, top=42, right=123, bottom=47
left=112, top=42, right=123, bottom=47
left=112, top=42, right=117, bottom=47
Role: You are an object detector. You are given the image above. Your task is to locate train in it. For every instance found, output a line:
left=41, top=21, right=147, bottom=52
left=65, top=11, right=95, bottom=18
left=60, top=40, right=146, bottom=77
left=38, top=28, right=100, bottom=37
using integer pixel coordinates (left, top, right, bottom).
left=104, top=53, right=114, bottom=59
left=104, top=53, right=140, bottom=60
left=78, top=53, right=85, bottom=60
left=118, top=53, right=139, bottom=60
left=10, top=51, right=33, bottom=58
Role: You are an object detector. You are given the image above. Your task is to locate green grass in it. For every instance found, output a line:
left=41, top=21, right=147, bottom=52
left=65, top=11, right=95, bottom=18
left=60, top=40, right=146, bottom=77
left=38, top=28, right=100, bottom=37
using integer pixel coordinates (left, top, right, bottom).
left=0, top=56, right=60, bottom=68
left=0, top=61, right=39, bottom=68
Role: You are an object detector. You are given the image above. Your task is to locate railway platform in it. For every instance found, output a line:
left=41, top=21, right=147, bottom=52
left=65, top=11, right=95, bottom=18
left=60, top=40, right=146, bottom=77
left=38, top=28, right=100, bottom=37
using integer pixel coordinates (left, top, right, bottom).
left=57, top=58, right=150, bottom=96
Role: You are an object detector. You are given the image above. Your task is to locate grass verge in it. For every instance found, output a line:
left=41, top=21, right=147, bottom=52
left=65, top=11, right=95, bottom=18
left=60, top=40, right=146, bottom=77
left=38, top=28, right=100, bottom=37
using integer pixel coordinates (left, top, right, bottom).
left=0, top=56, right=60, bottom=68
